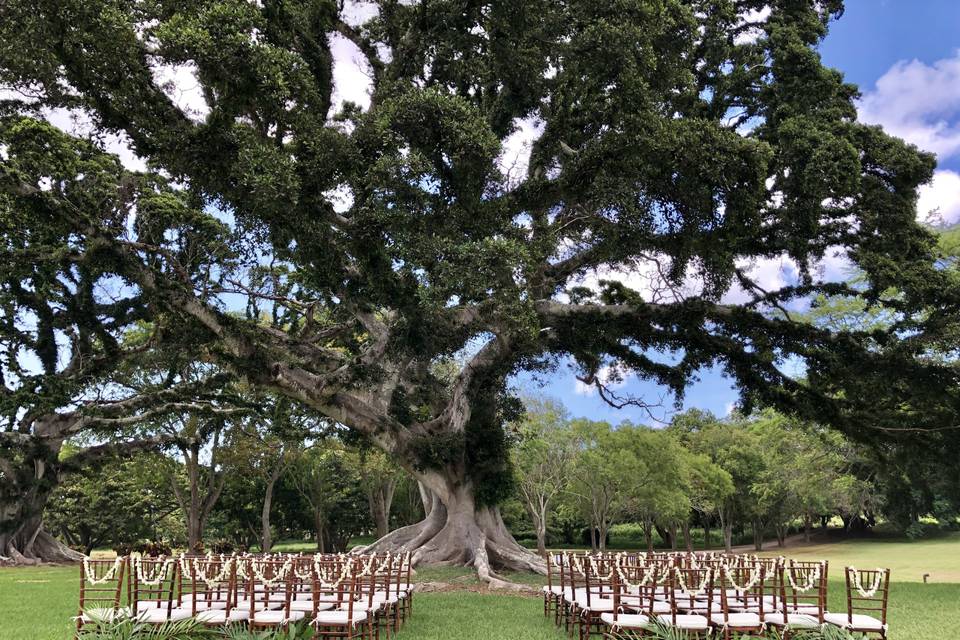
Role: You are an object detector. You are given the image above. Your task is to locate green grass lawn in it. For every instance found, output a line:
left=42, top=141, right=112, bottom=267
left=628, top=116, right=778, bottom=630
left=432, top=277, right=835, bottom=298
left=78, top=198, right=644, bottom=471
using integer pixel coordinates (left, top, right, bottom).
left=4, top=534, right=960, bottom=640
left=758, top=531, right=960, bottom=583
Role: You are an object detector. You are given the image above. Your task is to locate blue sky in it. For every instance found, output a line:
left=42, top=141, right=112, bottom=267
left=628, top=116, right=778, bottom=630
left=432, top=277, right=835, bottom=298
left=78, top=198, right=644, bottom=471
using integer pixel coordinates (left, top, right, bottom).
left=517, top=0, right=960, bottom=425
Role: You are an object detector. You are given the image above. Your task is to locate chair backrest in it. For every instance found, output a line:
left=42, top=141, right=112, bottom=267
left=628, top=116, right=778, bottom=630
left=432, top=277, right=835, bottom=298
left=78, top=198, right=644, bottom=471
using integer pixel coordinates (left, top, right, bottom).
left=312, top=557, right=356, bottom=619
left=844, top=566, right=890, bottom=626
left=668, top=566, right=713, bottom=623
left=184, top=555, right=236, bottom=615
left=78, top=557, right=127, bottom=615
left=717, top=564, right=766, bottom=621
left=612, top=562, right=657, bottom=620
left=245, top=557, right=294, bottom=624
left=131, top=556, right=178, bottom=618
left=777, top=560, right=827, bottom=623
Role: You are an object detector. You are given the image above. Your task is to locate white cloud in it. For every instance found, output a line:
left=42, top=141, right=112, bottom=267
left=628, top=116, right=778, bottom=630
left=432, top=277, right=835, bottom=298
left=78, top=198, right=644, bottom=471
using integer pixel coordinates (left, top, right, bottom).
left=43, top=107, right=148, bottom=172
left=574, top=364, right=630, bottom=396
left=858, top=52, right=960, bottom=160
left=499, top=116, right=544, bottom=187
left=329, top=32, right=373, bottom=114
left=151, top=62, right=209, bottom=123
left=917, top=169, right=960, bottom=225
left=733, top=6, right=771, bottom=45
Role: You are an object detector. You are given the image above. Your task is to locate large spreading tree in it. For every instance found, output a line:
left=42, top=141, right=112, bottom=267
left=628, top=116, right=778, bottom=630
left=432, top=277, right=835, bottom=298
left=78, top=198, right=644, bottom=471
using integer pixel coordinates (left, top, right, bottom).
left=2, top=0, right=960, bottom=577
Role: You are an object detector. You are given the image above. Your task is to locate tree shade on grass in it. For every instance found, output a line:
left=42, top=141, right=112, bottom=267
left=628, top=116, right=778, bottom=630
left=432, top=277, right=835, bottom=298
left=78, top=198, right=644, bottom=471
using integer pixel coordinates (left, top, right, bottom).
left=2, top=563, right=959, bottom=640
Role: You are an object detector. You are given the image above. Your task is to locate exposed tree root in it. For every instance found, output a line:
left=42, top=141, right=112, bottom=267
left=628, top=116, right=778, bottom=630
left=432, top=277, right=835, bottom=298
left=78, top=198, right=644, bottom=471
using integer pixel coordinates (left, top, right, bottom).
left=355, top=496, right=546, bottom=591
left=1, top=528, right=84, bottom=565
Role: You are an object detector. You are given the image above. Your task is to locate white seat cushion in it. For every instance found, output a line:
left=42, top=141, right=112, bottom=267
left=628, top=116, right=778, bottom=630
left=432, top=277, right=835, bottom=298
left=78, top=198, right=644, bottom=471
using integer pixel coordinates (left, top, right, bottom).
left=372, top=593, right=400, bottom=605
left=600, top=613, right=651, bottom=629
left=764, top=613, right=819, bottom=628
left=134, top=601, right=165, bottom=610
left=314, top=610, right=369, bottom=626
left=786, top=604, right=820, bottom=615
left=196, top=609, right=250, bottom=624
left=188, top=601, right=227, bottom=611
left=289, top=600, right=335, bottom=613
left=710, top=612, right=762, bottom=628
left=252, top=610, right=306, bottom=624
left=575, top=597, right=615, bottom=612
left=237, top=599, right=283, bottom=611
left=657, top=614, right=710, bottom=630
left=824, top=613, right=886, bottom=631
left=543, top=585, right=564, bottom=595
left=135, top=608, right=192, bottom=623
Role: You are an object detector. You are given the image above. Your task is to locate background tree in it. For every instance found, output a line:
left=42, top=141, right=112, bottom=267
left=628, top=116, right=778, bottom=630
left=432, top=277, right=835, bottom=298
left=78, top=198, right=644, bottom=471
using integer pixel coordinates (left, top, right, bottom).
left=355, top=448, right=404, bottom=540
left=3, top=0, right=959, bottom=578
left=290, top=440, right=370, bottom=553
left=512, top=397, right=575, bottom=554
left=45, top=450, right=178, bottom=554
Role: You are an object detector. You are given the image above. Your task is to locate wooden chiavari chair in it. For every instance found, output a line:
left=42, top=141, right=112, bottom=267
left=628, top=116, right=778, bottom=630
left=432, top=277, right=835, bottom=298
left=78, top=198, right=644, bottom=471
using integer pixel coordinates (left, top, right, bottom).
left=544, top=552, right=565, bottom=619
left=76, top=557, right=127, bottom=634
left=601, top=561, right=656, bottom=638
left=711, top=564, right=765, bottom=639
left=765, top=561, right=826, bottom=639
left=824, top=567, right=890, bottom=638
left=576, top=554, right=617, bottom=640
left=312, top=558, right=374, bottom=640
left=560, top=552, right=585, bottom=634
left=659, top=566, right=712, bottom=638
left=245, top=556, right=304, bottom=630
left=131, top=556, right=190, bottom=623
left=184, top=556, right=247, bottom=626
left=370, top=554, right=402, bottom=638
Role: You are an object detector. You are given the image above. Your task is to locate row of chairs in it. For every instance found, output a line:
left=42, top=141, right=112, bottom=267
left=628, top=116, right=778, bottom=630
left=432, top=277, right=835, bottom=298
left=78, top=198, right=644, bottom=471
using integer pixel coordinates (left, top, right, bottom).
left=77, top=552, right=414, bottom=639
left=543, top=551, right=891, bottom=640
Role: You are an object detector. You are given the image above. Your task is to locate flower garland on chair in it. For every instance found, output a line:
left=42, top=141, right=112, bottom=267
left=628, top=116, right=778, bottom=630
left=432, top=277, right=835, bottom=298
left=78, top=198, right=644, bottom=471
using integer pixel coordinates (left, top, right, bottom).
left=315, top=561, right=352, bottom=590
left=83, top=557, right=123, bottom=585
left=673, top=566, right=712, bottom=599
left=849, top=567, right=884, bottom=598
left=134, top=557, right=175, bottom=586
left=248, top=557, right=293, bottom=588
left=721, top=564, right=762, bottom=592
left=786, top=564, right=821, bottom=593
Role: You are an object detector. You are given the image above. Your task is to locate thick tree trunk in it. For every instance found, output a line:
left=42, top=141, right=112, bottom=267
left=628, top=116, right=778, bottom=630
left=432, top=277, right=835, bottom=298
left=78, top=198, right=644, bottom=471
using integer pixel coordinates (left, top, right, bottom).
left=803, top=513, right=812, bottom=542
left=367, top=480, right=396, bottom=540
left=703, top=523, right=710, bottom=550
left=260, top=465, right=283, bottom=553
left=722, top=523, right=733, bottom=553
left=534, top=510, right=547, bottom=556
left=313, top=510, right=326, bottom=553
left=356, top=472, right=545, bottom=578
left=682, top=521, right=693, bottom=553
left=753, top=521, right=764, bottom=551
left=0, top=442, right=83, bottom=565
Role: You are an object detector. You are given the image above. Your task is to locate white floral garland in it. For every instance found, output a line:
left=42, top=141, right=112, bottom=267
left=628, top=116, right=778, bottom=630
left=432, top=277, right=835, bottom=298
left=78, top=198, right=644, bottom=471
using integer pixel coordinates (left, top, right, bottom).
left=786, top=564, right=821, bottom=593
left=588, top=556, right=614, bottom=580
left=673, top=566, right=712, bottom=598
left=249, top=558, right=293, bottom=588
left=316, top=560, right=352, bottom=589
left=722, top=565, right=762, bottom=592
left=180, top=554, right=233, bottom=588
left=83, top=557, right=123, bottom=585
left=849, top=567, right=884, bottom=598
left=135, top=557, right=174, bottom=586
left=615, top=565, right=656, bottom=590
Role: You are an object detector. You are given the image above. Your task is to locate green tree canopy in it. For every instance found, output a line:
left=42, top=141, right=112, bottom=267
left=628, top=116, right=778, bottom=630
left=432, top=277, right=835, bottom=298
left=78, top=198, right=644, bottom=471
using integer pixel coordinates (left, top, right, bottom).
left=2, top=0, right=958, bottom=572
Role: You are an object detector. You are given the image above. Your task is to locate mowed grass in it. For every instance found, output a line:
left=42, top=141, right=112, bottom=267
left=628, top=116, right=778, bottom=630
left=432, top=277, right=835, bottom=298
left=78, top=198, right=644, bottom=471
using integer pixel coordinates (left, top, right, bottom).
left=758, top=531, right=960, bottom=583
left=3, top=549, right=960, bottom=640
